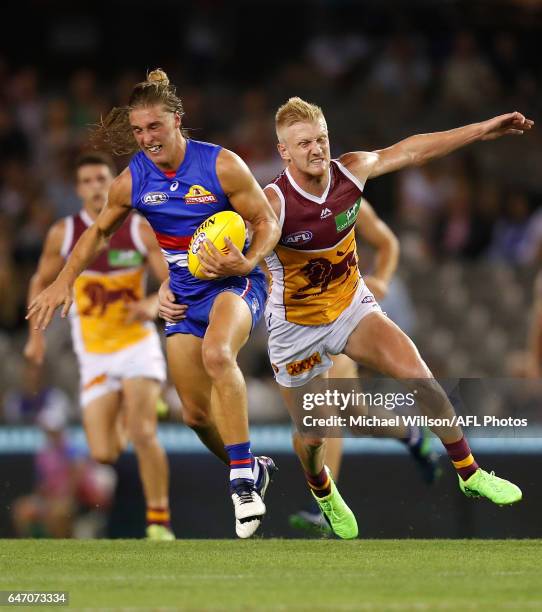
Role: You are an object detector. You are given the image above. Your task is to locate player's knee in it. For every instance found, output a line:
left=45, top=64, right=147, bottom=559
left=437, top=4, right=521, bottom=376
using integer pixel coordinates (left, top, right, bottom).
left=127, top=422, right=156, bottom=449
left=201, top=343, right=235, bottom=378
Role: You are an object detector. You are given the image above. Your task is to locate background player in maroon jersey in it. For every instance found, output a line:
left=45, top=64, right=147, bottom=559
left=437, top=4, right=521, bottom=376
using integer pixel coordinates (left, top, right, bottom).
left=24, top=153, right=175, bottom=540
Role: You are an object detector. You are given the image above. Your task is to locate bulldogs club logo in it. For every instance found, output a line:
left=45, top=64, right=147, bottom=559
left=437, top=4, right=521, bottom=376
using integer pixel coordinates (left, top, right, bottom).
left=184, top=185, right=218, bottom=205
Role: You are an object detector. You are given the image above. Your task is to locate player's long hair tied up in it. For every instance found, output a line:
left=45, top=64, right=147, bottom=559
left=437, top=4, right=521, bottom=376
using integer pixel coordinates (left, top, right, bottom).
left=91, top=68, right=185, bottom=156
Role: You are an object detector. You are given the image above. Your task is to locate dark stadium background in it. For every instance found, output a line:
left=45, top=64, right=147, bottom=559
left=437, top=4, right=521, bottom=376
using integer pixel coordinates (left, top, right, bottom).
left=1, top=0, right=541, bottom=538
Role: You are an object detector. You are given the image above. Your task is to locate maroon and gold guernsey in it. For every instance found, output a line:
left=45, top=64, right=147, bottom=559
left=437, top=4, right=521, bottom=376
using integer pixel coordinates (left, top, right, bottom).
left=265, top=159, right=366, bottom=326
left=61, top=210, right=153, bottom=354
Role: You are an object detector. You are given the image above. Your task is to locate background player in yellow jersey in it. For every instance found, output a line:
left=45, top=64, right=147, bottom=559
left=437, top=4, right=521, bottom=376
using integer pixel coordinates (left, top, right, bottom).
left=24, top=153, right=176, bottom=540
left=260, top=98, right=531, bottom=538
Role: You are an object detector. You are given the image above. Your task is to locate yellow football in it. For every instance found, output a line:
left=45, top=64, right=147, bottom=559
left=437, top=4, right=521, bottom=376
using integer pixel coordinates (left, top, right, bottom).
left=187, top=210, right=247, bottom=279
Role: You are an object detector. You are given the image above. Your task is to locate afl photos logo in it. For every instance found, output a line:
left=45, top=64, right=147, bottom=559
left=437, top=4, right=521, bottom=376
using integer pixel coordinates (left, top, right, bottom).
left=184, top=185, right=218, bottom=205
left=142, top=192, right=169, bottom=206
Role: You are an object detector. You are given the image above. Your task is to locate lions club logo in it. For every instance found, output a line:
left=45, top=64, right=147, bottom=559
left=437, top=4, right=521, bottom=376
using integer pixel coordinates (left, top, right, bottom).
left=184, top=185, right=218, bottom=205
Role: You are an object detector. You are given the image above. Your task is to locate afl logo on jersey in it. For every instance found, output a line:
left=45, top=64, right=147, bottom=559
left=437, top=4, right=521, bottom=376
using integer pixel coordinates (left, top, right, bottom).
left=184, top=184, right=218, bottom=205
left=142, top=192, right=169, bottom=206
left=190, top=232, right=207, bottom=254
left=284, top=230, right=313, bottom=246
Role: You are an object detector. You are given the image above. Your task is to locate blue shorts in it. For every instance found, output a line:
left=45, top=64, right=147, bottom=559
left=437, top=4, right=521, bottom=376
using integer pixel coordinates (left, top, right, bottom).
left=164, top=275, right=268, bottom=339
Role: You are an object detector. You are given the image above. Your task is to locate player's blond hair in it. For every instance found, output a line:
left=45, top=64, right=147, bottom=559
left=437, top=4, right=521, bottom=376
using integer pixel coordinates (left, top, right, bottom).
left=275, top=97, right=325, bottom=140
left=91, top=69, right=185, bottom=155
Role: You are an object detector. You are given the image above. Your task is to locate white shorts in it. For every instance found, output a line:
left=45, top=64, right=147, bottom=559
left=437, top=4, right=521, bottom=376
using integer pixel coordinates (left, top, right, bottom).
left=77, top=332, right=166, bottom=408
left=266, top=282, right=382, bottom=387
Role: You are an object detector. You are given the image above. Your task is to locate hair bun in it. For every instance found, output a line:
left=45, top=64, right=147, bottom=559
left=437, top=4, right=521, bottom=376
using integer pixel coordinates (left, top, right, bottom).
left=147, top=69, right=169, bottom=86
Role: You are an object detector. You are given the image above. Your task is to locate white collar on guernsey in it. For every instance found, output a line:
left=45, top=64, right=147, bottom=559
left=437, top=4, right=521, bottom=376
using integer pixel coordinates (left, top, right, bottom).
left=80, top=209, right=95, bottom=227
left=285, top=165, right=331, bottom=205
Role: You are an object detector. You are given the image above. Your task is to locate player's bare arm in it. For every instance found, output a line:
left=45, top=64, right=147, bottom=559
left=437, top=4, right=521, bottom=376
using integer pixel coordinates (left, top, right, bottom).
left=24, top=219, right=67, bottom=364
left=139, top=218, right=169, bottom=283
left=128, top=219, right=187, bottom=323
left=27, top=169, right=133, bottom=330
left=263, top=186, right=282, bottom=223
left=341, top=112, right=534, bottom=181
left=197, top=149, right=281, bottom=278
left=356, top=199, right=399, bottom=300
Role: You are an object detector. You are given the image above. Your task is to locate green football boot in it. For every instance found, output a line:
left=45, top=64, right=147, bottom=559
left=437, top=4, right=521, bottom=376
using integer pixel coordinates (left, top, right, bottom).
left=458, top=468, right=522, bottom=505
left=288, top=509, right=333, bottom=537
left=311, top=467, right=358, bottom=539
left=146, top=524, right=175, bottom=541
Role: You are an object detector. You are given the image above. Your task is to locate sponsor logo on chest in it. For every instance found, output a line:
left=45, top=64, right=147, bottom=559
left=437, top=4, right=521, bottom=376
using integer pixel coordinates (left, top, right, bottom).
left=108, top=249, right=144, bottom=267
left=334, top=197, right=362, bottom=232
left=184, top=184, right=218, bottom=205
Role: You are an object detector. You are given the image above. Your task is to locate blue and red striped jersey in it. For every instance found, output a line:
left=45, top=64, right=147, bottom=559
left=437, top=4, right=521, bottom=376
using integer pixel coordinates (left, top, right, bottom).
left=130, top=139, right=261, bottom=299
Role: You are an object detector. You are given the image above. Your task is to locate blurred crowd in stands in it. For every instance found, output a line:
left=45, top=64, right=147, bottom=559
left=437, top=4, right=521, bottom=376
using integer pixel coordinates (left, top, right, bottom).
left=0, top=0, right=541, bottom=422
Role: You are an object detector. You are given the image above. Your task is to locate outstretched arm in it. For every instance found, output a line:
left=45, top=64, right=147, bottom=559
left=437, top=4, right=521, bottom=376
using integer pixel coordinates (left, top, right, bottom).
left=341, top=112, right=534, bottom=182
left=355, top=198, right=399, bottom=300
left=26, top=169, right=133, bottom=329
left=197, top=149, right=281, bottom=278
left=24, top=220, right=67, bottom=364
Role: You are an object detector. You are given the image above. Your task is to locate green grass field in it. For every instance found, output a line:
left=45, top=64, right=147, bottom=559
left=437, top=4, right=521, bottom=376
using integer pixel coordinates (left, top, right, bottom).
left=0, top=539, right=541, bottom=611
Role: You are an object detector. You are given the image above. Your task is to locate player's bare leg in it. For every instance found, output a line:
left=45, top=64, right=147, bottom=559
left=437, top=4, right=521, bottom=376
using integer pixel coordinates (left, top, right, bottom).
left=43, top=498, right=74, bottom=538
left=122, top=377, right=173, bottom=540
left=166, top=295, right=273, bottom=537
left=329, top=353, right=440, bottom=483
left=344, top=313, right=462, bottom=442
left=344, top=312, right=522, bottom=504
left=166, top=334, right=228, bottom=464
left=202, top=291, right=266, bottom=537
left=203, top=292, right=252, bottom=445
left=325, top=354, right=355, bottom=479
left=323, top=437, right=343, bottom=480
left=280, top=385, right=357, bottom=539
left=167, top=330, right=275, bottom=538
left=12, top=495, right=44, bottom=537
left=82, top=392, right=124, bottom=464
